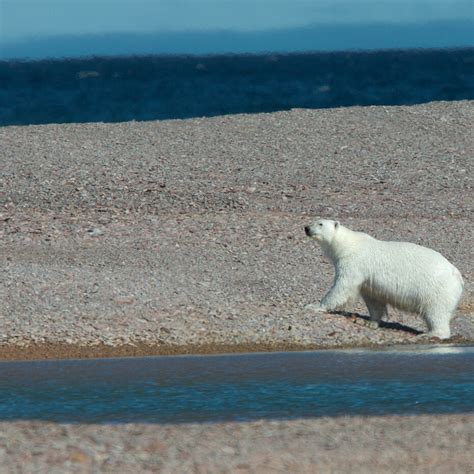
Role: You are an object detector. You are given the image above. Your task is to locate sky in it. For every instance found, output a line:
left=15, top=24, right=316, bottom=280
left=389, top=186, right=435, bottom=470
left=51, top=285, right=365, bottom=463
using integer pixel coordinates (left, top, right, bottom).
left=1, top=0, right=473, bottom=58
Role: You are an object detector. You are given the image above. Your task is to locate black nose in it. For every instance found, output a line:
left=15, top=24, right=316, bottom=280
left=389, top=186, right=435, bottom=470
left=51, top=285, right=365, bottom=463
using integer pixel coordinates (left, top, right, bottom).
left=304, top=226, right=311, bottom=236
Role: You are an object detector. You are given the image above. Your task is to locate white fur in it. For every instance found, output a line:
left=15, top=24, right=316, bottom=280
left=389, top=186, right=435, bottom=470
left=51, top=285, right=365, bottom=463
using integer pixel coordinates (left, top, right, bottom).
left=304, top=219, right=464, bottom=339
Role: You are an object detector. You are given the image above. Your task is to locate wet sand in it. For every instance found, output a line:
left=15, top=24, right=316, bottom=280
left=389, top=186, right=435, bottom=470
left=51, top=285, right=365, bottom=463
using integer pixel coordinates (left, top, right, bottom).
left=0, top=338, right=473, bottom=361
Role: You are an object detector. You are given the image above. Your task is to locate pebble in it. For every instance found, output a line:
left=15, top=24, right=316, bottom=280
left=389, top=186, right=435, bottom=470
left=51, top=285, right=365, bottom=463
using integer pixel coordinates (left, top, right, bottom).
left=86, top=227, right=102, bottom=236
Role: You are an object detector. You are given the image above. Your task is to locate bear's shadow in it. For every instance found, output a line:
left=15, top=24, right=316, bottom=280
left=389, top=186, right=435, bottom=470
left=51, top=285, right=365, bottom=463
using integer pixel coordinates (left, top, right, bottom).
left=332, top=310, right=423, bottom=335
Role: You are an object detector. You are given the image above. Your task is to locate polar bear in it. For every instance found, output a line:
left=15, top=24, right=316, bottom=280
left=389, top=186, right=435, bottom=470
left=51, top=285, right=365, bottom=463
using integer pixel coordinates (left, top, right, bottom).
left=304, top=219, right=464, bottom=339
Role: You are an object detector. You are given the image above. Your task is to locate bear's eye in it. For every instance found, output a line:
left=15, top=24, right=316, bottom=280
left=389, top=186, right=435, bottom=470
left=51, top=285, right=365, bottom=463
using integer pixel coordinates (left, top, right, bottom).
left=318, top=223, right=323, bottom=227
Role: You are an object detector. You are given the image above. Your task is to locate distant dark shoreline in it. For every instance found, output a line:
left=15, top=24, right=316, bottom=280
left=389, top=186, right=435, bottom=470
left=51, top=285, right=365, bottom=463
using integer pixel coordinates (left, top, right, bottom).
left=1, top=48, right=473, bottom=126
left=4, top=46, right=474, bottom=64
left=3, top=20, right=473, bottom=60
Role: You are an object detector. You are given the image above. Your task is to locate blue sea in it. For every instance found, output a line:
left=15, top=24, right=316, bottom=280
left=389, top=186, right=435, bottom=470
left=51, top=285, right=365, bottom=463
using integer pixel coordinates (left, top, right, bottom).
left=1, top=48, right=473, bottom=126
left=1, top=346, right=473, bottom=424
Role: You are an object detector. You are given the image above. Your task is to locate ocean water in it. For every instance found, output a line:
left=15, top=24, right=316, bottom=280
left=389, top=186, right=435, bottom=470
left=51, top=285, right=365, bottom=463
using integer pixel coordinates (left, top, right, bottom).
left=1, top=48, right=473, bottom=126
left=1, top=346, right=473, bottom=424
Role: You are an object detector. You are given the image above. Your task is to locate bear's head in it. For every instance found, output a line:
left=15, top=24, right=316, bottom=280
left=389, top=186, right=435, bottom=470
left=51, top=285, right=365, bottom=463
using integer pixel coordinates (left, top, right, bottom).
left=304, top=219, right=340, bottom=245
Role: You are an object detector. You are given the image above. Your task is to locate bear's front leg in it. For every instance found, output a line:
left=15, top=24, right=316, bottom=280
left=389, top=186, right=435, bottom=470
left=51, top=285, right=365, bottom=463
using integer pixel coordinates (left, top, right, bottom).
left=306, top=271, right=360, bottom=313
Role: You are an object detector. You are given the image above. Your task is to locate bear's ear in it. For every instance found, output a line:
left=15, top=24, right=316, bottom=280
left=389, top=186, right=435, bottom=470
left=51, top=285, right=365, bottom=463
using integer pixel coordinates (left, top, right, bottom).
left=334, top=221, right=340, bottom=228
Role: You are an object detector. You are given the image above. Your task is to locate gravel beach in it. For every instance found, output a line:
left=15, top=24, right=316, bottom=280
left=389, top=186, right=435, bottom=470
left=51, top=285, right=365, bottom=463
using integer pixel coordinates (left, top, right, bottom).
left=1, top=415, right=473, bottom=473
left=1, top=101, right=473, bottom=472
left=1, top=100, right=473, bottom=356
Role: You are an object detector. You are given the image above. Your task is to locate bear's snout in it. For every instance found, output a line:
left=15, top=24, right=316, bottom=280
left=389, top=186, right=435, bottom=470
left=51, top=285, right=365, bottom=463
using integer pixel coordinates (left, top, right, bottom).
left=304, top=225, right=312, bottom=237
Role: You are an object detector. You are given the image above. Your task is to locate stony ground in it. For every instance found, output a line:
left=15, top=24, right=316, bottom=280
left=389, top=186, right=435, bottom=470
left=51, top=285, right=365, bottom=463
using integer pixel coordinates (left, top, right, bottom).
left=0, top=101, right=473, bottom=354
left=1, top=415, right=473, bottom=473
left=0, top=101, right=473, bottom=472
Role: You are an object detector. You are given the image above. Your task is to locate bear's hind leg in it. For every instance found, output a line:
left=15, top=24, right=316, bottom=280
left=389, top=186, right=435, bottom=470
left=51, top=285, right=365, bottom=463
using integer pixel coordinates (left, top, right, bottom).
left=422, top=311, right=451, bottom=340
left=361, top=293, right=388, bottom=329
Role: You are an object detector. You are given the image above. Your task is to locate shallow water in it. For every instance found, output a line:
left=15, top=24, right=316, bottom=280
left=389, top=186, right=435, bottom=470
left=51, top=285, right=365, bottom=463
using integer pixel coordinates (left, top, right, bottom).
left=1, top=345, right=473, bottom=424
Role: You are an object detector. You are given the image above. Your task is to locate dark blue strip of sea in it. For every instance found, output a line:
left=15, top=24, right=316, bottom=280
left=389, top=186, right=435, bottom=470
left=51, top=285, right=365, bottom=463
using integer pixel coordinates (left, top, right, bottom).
left=0, top=345, right=473, bottom=424
left=1, top=48, right=473, bottom=126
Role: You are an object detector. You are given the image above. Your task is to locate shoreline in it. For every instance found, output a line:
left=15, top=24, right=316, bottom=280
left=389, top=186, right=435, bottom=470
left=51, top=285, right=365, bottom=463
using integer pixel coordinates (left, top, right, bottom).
left=1, top=337, right=472, bottom=361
